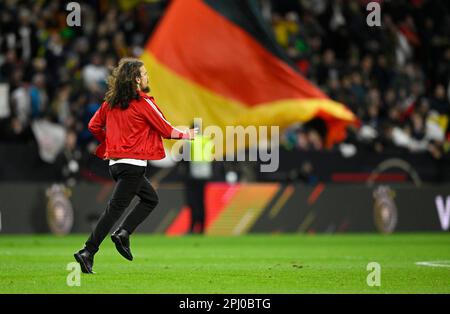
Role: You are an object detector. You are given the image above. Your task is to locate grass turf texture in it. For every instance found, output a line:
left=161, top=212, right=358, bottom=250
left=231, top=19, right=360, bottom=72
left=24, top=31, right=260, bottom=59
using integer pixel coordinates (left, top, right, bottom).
left=0, top=233, right=449, bottom=293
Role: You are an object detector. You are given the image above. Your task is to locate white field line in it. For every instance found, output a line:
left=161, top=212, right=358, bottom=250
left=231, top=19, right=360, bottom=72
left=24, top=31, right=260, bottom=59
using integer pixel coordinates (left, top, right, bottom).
left=415, top=261, right=450, bottom=268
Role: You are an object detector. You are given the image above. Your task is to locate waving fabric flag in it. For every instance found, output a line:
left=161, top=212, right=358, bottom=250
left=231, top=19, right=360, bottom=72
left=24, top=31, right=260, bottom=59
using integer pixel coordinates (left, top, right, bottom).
left=141, top=0, right=357, bottom=149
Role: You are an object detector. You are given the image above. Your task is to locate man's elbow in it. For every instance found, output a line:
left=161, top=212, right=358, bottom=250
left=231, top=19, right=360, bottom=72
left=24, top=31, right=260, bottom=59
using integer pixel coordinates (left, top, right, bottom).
left=88, top=120, right=98, bottom=133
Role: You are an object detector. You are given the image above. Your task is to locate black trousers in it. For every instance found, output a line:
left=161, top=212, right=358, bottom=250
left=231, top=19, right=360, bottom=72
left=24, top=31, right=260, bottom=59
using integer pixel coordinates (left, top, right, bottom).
left=85, top=163, right=159, bottom=253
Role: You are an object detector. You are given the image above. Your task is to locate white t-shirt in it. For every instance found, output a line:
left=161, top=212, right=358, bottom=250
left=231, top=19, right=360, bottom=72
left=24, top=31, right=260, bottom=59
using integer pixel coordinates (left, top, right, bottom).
left=109, top=158, right=147, bottom=167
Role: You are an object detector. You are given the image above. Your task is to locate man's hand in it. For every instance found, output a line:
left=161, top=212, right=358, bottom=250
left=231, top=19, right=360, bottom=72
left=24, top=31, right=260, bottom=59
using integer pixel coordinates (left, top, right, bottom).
left=187, top=127, right=199, bottom=140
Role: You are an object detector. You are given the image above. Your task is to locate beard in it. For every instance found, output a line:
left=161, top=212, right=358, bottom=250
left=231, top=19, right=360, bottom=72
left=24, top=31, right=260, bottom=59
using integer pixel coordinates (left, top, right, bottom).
left=142, top=86, right=150, bottom=93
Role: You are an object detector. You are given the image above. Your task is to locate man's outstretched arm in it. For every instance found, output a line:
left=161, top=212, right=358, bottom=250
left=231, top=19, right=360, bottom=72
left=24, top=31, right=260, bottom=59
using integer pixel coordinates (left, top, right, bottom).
left=142, top=97, right=197, bottom=139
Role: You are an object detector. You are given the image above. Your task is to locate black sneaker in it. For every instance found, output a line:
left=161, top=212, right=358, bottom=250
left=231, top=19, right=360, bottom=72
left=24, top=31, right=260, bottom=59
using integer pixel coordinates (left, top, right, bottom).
left=111, top=228, right=133, bottom=261
left=74, top=248, right=95, bottom=274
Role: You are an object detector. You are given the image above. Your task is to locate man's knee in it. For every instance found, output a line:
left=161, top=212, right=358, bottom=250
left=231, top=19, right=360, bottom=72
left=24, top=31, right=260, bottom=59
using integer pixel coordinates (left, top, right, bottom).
left=142, top=194, right=159, bottom=209
left=107, top=199, right=130, bottom=213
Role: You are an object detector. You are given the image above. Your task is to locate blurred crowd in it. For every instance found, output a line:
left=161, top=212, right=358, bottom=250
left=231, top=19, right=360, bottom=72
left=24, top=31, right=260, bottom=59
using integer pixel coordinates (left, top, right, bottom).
left=275, top=0, right=450, bottom=160
left=0, top=0, right=167, bottom=182
left=0, top=0, right=449, bottom=184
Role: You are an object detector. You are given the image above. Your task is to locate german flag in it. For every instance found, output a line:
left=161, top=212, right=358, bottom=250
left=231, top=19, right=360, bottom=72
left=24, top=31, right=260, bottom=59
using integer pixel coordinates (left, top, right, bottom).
left=141, top=0, right=357, bottom=150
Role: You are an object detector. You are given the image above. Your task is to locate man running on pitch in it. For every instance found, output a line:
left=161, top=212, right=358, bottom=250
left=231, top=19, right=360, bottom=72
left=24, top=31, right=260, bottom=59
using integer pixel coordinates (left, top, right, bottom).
left=74, top=58, right=197, bottom=273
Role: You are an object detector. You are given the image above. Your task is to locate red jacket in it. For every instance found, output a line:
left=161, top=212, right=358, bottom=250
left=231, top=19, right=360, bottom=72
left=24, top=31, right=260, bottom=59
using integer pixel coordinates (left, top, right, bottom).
left=88, top=91, right=189, bottom=160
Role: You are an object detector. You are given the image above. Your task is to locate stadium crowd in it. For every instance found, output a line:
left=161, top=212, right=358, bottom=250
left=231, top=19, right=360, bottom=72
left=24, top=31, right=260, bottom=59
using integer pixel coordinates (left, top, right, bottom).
left=0, top=0, right=168, bottom=182
left=273, top=0, right=450, bottom=160
left=0, top=0, right=449, bottom=183
left=0, top=0, right=166, bottom=141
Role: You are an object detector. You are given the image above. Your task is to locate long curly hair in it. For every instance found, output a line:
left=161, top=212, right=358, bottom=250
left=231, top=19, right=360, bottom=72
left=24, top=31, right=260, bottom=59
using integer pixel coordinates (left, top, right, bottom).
left=105, top=58, right=144, bottom=109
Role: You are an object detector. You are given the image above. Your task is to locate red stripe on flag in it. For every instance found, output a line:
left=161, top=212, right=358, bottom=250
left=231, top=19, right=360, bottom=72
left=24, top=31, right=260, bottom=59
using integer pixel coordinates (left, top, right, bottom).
left=147, top=0, right=327, bottom=106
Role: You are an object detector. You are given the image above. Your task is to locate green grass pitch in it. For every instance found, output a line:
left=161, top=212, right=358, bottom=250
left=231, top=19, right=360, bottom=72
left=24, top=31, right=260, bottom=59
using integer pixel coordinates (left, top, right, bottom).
left=0, top=233, right=449, bottom=293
